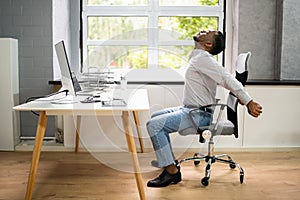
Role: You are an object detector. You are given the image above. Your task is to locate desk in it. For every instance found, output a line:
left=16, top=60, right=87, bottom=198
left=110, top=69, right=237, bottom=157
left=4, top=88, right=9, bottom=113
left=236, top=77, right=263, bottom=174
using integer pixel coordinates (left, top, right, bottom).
left=13, top=89, right=149, bottom=200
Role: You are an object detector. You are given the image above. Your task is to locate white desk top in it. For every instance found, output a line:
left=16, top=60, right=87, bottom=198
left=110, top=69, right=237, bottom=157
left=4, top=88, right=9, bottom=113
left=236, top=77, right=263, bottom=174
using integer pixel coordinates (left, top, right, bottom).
left=14, top=89, right=149, bottom=116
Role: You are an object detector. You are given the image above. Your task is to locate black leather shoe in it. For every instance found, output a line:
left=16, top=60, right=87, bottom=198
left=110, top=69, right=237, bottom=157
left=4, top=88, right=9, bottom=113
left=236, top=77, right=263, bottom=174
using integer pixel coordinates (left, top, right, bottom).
left=147, top=168, right=182, bottom=187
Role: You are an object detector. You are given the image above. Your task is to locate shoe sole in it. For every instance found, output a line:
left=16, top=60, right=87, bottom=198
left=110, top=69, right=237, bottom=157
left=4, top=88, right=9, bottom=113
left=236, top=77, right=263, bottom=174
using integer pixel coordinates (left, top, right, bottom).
left=147, top=176, right=182, bottom=187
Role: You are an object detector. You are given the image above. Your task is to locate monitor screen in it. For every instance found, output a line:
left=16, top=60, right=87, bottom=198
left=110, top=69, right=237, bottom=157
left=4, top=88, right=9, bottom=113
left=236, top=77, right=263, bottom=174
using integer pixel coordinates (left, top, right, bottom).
left=55, top=41, right=81, bottom=96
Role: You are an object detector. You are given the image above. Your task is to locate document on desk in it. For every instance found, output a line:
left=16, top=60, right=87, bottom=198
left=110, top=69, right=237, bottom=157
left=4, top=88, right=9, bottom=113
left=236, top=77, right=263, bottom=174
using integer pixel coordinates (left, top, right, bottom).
left=102, top=99, right=127, bottom=107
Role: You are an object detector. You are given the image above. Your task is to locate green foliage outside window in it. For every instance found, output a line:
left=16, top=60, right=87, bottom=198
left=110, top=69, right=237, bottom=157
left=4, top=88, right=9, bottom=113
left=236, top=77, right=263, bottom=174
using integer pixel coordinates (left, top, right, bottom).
left=85, top=0, right=220, bottom=69
left=157, top=16, right=218, bottom=69
left=88, top=0, right=218, bottom=6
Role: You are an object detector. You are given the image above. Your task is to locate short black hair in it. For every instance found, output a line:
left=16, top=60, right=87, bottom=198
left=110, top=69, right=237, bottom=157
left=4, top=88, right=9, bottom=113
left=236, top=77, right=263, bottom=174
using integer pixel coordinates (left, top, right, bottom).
left=209, top=31, right=225, bottom=55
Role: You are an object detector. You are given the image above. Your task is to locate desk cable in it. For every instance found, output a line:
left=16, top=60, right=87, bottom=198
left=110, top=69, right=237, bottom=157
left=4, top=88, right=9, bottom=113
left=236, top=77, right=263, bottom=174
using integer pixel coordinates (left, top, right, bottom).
left=25, top=89, right=69, bottom=116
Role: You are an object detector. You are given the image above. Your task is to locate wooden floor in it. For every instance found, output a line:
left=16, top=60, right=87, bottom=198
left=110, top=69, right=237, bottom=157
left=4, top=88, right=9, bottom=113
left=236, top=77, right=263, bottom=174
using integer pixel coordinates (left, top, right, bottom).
left=0, top=150, right=300, bottom=200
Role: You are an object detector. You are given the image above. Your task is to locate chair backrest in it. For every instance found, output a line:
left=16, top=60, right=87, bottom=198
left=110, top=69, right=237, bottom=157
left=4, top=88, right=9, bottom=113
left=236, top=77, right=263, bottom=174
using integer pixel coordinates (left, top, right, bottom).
left=227, top=52, right=251, bottom=138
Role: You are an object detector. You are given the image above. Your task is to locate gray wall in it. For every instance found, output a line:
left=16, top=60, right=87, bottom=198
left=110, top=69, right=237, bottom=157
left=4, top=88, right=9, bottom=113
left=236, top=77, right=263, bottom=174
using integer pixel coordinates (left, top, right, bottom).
left=239, top=0, right=277, bottom=80
left=239, top=0, right=300, bottom=80
left=0, top=0, right=80, bottom=138
left=0, top=0, right=55, bottom=137
left=280, top=0, right=300, bottom=80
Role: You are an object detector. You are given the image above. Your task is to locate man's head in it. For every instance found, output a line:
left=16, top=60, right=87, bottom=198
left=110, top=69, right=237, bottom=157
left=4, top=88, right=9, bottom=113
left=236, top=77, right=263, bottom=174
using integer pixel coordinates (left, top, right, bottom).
left=193, top=30, right=225, bottom=55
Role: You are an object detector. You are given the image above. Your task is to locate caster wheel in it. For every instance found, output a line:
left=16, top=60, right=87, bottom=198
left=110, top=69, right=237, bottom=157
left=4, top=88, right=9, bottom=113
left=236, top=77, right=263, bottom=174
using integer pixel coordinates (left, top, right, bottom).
left=194, top=161, right=200, bottom=166
left=201, top=177, right=209, bottom=186
left=229, top=163, right=236, bottom=169
left=240, top=172, right=244, bottom=184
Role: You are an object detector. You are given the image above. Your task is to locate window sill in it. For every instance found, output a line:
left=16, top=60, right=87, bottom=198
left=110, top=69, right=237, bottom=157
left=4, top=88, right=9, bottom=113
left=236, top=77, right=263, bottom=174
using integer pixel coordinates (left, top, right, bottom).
left=49, top=79, right=300, bottom=86
left=247, top=79, right=300, bottom=85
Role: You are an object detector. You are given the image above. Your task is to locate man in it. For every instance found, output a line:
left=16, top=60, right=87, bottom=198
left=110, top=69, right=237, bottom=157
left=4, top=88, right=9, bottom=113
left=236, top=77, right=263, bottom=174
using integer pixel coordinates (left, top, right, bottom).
left=146, top=30, right=263, bottom=187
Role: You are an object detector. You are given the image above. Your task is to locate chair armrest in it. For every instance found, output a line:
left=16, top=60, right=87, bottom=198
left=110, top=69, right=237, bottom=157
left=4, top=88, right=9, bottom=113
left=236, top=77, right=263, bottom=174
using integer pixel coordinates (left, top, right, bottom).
left=188, top=104, right=228, bottom=143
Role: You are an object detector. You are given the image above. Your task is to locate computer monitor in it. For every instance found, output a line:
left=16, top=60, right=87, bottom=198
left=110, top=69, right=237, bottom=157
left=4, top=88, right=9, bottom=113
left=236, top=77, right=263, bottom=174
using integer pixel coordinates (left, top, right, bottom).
left=55, top=40, right=81, bottom=96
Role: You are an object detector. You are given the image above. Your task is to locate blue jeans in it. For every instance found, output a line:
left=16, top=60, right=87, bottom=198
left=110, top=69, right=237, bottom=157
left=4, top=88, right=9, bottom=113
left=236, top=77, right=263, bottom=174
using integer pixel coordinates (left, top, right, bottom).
left=146, top=106, right=212, bottom=168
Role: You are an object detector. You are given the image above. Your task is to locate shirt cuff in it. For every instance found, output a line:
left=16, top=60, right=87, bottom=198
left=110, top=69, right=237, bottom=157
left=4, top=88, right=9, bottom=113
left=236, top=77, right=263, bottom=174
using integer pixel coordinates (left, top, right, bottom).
left=238, top=92, right=252, bottom=106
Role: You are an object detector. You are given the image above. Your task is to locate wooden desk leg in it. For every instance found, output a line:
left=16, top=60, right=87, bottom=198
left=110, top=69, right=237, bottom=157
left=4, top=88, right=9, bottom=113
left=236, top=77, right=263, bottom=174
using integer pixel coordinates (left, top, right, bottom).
left=132, top=111, right=145, bottom=153
left=25, top=111, right=48, bottom=200
left=122, top=111, right=146, bottom=200
left=75, top=116, right=81, bottom=153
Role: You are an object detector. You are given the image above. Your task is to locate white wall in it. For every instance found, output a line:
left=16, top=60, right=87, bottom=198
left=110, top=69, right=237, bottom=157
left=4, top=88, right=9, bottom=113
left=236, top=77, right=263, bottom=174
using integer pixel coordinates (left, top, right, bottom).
left=53, top=0, right=70, bottom=80
left=62, top=85, right=300, bottom=152
left=243, top=85, right=300, bottom=148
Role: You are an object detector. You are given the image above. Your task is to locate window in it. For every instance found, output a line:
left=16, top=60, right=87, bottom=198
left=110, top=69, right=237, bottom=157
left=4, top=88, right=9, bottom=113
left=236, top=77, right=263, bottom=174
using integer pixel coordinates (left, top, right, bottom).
left=81, top=0, right=224, bottom=80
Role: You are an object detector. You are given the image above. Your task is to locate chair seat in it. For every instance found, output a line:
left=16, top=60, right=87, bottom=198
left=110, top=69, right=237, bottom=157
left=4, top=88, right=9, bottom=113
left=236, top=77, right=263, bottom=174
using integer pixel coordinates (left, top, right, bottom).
left=214, top=120, right=234, bottom=135
left=178, top=120, right=234, bottom=136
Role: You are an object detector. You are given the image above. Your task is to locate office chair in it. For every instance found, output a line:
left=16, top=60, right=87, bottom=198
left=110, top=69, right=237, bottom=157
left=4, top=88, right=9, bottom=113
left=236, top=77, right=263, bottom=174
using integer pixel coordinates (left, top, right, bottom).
left=179, top=52, right=251, bottom=186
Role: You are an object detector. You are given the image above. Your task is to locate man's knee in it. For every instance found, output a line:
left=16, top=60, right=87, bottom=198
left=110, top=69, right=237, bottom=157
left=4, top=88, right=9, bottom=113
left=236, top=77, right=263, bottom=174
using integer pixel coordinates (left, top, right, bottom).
left=146, top=119, right=156, bottom=129
left=146, top=119, right=153, bottom=132
left=146, top=118, right=161, bottom=136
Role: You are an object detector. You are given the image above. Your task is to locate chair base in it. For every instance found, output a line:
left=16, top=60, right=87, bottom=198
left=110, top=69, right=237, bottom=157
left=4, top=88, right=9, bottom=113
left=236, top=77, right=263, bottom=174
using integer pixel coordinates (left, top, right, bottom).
left=179, top=141, right=244, bottom=186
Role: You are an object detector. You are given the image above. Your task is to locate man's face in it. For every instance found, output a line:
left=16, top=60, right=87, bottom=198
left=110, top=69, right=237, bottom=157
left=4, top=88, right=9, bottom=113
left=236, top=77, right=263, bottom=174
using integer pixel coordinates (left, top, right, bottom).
left=193, top=30, right=217, bottom=45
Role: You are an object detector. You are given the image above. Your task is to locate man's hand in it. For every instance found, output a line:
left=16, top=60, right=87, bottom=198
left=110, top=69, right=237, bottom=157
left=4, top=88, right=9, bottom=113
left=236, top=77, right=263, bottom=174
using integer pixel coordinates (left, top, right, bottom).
left=246, top=100, right=263, bottom=118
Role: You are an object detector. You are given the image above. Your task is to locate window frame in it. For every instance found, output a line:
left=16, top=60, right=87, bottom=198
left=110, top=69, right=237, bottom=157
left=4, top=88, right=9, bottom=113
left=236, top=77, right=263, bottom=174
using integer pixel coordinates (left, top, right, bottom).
left=81, top=0, right=225, bottom=81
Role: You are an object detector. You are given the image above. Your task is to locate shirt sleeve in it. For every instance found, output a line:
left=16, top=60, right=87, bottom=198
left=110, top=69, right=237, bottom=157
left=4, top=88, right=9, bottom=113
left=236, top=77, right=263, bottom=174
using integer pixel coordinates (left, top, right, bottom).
left=220, top=70, right=252, bottom=105
left=197, top=55, right=252, bottom=105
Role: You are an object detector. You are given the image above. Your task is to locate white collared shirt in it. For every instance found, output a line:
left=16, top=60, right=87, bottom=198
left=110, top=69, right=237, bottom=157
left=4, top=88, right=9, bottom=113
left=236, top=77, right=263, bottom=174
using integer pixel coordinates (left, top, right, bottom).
left=183, top=49, right=252, bottom=107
